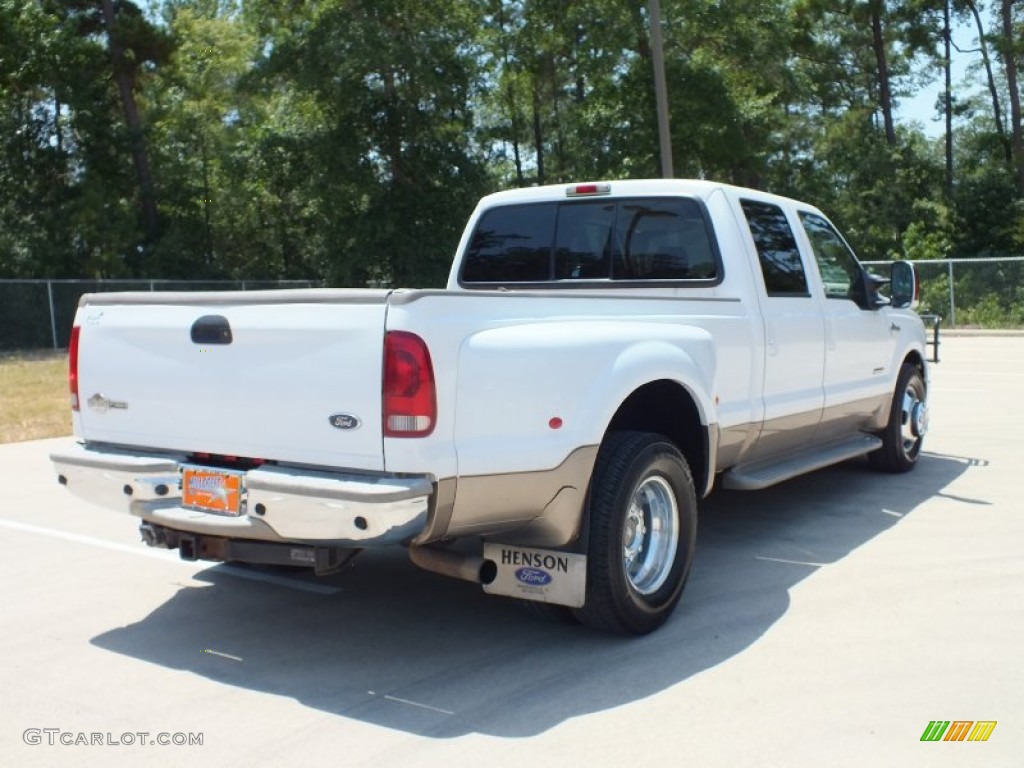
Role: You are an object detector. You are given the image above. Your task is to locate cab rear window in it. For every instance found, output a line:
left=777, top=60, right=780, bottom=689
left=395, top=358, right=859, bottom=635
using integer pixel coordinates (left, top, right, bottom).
left=460, top=197, right=720, bottom=285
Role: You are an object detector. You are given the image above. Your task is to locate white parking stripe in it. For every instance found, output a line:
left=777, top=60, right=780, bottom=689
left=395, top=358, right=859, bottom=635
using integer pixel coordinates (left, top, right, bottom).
left=366, top=691, right=454, bottom=715
left=0, top=519, right=342, bottom=595
left=754, top=555, right=828, bottom=568
left=203, top=649, right=244, bottom=662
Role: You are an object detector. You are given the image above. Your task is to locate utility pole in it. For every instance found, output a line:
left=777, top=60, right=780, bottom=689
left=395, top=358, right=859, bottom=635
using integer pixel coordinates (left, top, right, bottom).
left=944, top=0, right=953, bottom=195
left=648, top=0, right=673, bottom=178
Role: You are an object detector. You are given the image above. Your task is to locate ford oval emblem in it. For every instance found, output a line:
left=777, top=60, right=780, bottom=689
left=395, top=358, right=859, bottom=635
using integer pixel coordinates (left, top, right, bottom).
left=515, top=567, right=552, bottom=586
left=329, top=413, right=361, bottom=430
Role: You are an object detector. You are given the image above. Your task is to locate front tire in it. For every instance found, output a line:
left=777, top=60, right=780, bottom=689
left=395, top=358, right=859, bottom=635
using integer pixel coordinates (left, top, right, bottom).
left=573, top=431, right=698, bottom=635
left=870, top=362, right=927, bottom=473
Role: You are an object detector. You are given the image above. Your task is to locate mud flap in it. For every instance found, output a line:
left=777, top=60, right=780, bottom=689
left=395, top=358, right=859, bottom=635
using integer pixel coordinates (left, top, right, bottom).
left=482, top=543, right=587, bottom=608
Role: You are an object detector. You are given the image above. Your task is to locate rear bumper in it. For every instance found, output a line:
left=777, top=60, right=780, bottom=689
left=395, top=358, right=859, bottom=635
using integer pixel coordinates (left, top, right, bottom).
left=51, top=441, right=432, bottom=547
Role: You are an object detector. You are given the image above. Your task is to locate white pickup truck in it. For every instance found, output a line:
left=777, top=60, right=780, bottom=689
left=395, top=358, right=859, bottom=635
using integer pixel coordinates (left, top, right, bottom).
left=52, top=179, right=928, bottom=635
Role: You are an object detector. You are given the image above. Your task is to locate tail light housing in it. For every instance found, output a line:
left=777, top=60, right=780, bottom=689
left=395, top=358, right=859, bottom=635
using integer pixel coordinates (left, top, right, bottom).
left=69, top=325, right=81, bottom=411
left=383, top=331, right=436, bottom=437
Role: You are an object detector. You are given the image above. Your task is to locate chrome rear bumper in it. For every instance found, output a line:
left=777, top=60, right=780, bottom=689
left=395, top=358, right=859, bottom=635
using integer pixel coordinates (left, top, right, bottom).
left=51, top=441, right=431, bottom=547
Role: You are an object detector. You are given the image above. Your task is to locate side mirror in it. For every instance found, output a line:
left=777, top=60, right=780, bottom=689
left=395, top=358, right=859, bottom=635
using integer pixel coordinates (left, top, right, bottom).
left=890, top=261, right=918, bottom=310
left=864, top=271, right=890, bottom=309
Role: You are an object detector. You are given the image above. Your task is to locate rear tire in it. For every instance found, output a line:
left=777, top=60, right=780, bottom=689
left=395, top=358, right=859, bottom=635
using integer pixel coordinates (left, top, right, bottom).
left=573, top=431, right=698, bottom=635
left=870, top=363, right=927, bottom=473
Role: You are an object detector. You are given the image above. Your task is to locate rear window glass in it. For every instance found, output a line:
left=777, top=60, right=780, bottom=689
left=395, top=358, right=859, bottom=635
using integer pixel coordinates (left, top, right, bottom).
left=615, top=200, right=718, bottom=280
left=461, top=197, right=719, bottom=284
left=554, top=202, right=615, bottom=279
left=461, top=204, right=555, bottom=282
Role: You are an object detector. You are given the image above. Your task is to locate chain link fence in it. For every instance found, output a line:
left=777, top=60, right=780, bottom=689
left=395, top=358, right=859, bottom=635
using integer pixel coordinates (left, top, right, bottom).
left=862, top=257, right=1024, bottom=328
left=0, top=279, right=319, bottom=351
left=3, top=260, right=1022, bottom=350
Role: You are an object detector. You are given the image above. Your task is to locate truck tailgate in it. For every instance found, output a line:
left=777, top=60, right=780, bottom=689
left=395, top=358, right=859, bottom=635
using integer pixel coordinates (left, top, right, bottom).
left=74, top=292, right=388, bottom=471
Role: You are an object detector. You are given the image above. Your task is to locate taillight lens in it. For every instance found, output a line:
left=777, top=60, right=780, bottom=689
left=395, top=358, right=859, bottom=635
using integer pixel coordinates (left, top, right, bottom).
left=69, top=325, right=81, bottom=411
left=383, top=331, right=436, bottom=437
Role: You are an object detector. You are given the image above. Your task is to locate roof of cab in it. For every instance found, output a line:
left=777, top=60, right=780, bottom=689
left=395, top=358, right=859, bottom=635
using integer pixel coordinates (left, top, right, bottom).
left=474, top=178, right=813, bottom=213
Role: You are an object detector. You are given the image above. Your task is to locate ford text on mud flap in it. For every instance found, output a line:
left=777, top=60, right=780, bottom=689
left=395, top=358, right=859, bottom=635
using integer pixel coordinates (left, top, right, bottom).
left=52, top=179, right=929, bottom=635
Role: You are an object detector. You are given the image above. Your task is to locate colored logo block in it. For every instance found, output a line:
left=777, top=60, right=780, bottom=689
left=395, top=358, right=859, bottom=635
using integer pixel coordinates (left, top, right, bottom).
left=921, top=720, right=997, bottom=742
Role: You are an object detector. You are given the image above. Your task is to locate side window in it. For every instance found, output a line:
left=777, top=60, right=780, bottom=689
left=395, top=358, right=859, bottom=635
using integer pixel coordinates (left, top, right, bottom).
left=799, top=212, right=863, bottom=302
left=740, top=200, right=809, bottom=297
left=554, top=203, right=614, bottom=279
left=461, top=204, right=555, bottom=282
left=615, top=199, right=718, bottom=280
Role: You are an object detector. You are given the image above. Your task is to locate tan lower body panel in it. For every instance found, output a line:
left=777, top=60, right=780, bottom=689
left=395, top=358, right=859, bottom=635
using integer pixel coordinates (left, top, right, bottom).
left=413, top=477, right=457, bottom=545
left=441, top=445, right=600, bottom=548
left=716, top=393, right=892, bottom=478
left=431, top=396, right=890, bottom=546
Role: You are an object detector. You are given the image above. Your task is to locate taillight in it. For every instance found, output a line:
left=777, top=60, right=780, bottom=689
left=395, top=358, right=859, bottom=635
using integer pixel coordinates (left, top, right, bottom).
left=383, top=331, right=436, bottom=437
left=69, top=325, right=81, bottom=411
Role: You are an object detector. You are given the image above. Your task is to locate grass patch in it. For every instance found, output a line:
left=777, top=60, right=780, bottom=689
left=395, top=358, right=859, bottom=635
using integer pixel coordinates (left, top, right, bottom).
left=0, top=350, right=71, bottom=443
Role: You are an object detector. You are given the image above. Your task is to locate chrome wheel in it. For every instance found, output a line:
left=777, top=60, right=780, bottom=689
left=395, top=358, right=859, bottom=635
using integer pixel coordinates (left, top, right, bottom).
left=622, top=475, right=679, bottom=596
left=899, top=387, right=928, bottom=455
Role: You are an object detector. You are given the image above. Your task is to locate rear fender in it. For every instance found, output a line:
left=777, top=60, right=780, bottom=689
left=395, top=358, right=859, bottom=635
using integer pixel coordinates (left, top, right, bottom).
left=453, top=320, right=716, bottom=478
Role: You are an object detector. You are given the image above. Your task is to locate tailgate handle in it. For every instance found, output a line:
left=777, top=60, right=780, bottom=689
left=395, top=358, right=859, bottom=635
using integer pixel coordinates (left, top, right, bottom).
left=191, top=315, right=233, bottom=345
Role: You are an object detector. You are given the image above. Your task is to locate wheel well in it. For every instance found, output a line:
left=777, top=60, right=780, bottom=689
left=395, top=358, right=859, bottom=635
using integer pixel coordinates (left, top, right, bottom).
left=904, top=350, right=926, bottom=382
left=604, top=380, right=708, bottom=495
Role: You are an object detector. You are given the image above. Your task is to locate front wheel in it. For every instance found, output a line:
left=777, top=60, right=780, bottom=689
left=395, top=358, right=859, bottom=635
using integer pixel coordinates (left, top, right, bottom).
left=573, top=431, right=698, bottom=635
left=870, top=362, right=928, bottom=473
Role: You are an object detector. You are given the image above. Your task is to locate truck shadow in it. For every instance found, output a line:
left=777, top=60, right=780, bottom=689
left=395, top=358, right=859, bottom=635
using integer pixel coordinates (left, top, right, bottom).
left=91, top=451, right=977, bottom=738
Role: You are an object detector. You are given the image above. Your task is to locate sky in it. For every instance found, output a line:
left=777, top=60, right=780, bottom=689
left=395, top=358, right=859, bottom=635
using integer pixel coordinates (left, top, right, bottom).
left=896, top=17, right=986, bottom=139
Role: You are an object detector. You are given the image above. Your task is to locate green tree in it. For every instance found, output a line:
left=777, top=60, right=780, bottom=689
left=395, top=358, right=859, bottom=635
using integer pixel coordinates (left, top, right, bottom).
left=243, top=0, right=492, bottom=286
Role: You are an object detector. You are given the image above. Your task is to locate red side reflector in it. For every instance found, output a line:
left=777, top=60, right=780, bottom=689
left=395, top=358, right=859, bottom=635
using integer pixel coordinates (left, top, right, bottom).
left=383, top=331, right=436, bottom=437
left=566, top=182, right=611, bottom=197
left=69, top=325, right=81, bottom=411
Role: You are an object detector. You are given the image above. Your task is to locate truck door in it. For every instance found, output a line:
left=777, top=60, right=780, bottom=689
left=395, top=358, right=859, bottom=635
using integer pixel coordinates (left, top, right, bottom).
left=796, top=211, right=896, bottom=438
left=738, top=198, right=826, bottom=458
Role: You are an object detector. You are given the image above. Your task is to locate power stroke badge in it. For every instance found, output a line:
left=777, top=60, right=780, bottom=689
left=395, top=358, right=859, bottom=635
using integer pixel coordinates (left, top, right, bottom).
left=482, top=543, right=586, bottom=608
left=87, top=393, right=128, bottom=413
